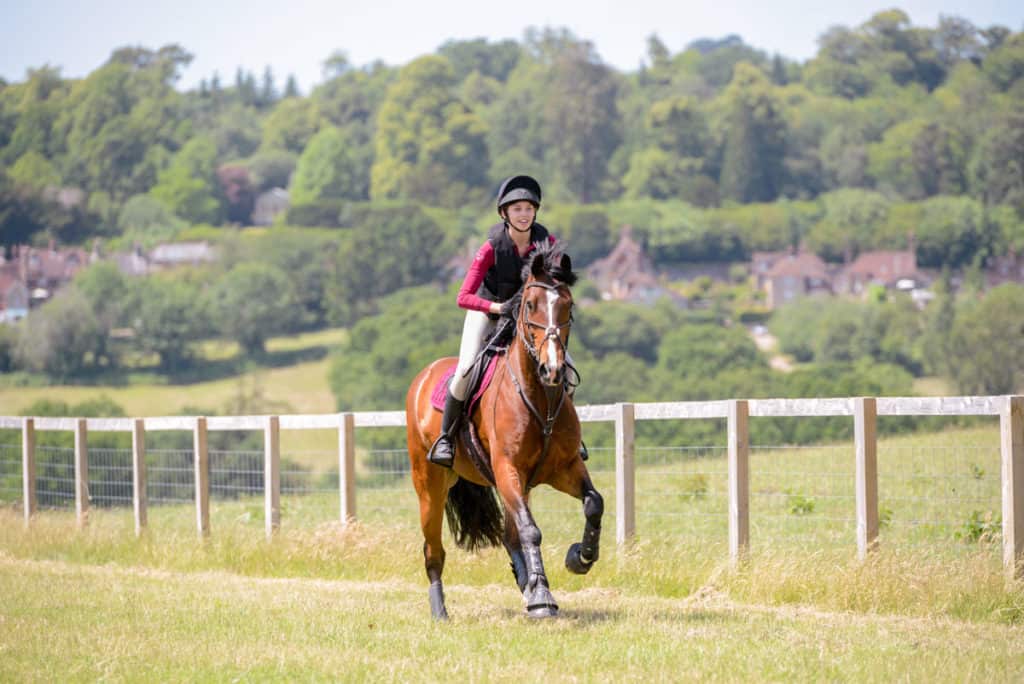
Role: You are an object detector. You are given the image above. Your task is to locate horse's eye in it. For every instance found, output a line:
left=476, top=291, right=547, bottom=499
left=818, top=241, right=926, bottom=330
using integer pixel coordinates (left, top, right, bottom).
left=526, top=300, right=535, bottom=312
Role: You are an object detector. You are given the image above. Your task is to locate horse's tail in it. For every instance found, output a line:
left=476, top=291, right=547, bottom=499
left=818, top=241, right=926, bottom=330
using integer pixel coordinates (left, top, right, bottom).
left=445, top=478, right=503, bottom=551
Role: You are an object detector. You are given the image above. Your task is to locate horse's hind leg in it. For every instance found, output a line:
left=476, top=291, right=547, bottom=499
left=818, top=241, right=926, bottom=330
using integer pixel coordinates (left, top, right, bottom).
left=415, top=470, right=450, bottom=620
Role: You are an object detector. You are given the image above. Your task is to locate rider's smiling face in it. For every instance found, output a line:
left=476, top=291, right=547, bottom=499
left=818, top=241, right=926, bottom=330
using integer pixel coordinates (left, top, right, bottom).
left=503, top=200, right=536, bottom=231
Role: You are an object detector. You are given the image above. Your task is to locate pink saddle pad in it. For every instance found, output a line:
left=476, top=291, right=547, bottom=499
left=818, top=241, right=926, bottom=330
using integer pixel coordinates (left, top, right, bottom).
left=430, top=354, right=500, bottom=413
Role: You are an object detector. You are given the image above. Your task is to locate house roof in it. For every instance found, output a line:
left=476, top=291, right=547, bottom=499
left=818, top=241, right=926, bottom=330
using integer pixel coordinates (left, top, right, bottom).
left=764, top=251, right=829, bottom=279
left=587, top=226, right=657, bottom=283
left=844, top=250, right=917, bottom=279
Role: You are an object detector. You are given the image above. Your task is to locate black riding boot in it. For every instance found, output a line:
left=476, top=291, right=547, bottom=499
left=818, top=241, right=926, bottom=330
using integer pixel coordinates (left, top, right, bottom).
left=427, top=390, right=464, bottom=468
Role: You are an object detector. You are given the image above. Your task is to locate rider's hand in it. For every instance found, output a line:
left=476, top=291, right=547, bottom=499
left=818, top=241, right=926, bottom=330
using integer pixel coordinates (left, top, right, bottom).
left=498, top=296, right=519, bottom=318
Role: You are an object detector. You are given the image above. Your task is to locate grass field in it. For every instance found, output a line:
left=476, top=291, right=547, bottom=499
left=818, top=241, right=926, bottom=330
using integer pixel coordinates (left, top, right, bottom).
left=0, top=328, right=346, bottom=419
left=1, top=421, right=1023, bottom=681
left=1, top=502, right=1022, bottom=682
left=1, top=329, right=1022, bottom=680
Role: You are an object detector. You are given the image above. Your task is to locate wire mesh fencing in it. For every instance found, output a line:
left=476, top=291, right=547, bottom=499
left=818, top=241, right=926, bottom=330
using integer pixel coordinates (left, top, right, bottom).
left=876, top=420, right=1002, bottom=558
left=147, top=449, right=196, bottom=505
left=635, top=444, right=728, bottom=548
left=357, top=447, right=417, bottom=525
left=749, top=444, right=856, bottom=551
left=35, top=445, right=75, bottom=509
left=88, top=447, right=133, bottom=507
left=0, top=441, right=20, bottom=506
left=278, top=449, right=338, bottom=529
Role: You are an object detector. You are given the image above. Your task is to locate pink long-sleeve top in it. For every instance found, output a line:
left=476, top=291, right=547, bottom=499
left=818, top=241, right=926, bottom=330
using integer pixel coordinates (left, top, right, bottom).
left=455, top=235, right=557, bottom=312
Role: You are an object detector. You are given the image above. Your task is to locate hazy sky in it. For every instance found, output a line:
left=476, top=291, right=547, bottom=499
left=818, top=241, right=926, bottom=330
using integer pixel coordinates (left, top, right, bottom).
left=3, top=0, right=1021, bottom=93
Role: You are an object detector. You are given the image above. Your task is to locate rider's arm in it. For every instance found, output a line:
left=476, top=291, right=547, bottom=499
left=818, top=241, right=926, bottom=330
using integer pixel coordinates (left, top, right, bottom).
left=456, top=242, right=503, bottom=315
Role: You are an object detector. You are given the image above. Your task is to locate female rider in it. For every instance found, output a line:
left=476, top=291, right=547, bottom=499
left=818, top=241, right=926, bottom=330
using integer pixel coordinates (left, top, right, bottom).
left=428, top=175, right=583, bottom=467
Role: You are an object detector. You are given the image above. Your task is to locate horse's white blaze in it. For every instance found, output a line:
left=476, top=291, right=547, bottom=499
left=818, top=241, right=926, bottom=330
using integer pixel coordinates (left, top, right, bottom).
left=545, top=289, right=559, bottom=372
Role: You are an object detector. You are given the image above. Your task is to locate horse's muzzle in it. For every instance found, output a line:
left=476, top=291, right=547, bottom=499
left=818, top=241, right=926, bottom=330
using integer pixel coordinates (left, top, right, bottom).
left=541, top=363, right=565, bottom=387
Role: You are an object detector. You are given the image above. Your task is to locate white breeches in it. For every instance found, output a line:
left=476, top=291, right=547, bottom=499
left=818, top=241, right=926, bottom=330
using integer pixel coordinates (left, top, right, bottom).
left=450, top=310, right=495, bottom=400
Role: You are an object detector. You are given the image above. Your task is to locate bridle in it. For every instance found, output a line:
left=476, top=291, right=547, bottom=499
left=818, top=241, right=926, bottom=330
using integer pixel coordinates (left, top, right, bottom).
left=518, top=280, right=574, bottom=368
left=503, top=278, right=578, bottom=487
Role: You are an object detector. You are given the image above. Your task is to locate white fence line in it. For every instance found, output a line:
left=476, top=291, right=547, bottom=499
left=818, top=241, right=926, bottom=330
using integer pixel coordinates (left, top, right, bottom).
left=2, top=394, right=1022, bottom=580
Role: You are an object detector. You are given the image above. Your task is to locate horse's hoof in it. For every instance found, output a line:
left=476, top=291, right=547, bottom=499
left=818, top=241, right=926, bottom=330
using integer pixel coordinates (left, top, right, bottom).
left=565, top=542, right=595, bottom=575
left=526, top=584, right=559, bottom=618
left=527, top=603, right=559, bottom=619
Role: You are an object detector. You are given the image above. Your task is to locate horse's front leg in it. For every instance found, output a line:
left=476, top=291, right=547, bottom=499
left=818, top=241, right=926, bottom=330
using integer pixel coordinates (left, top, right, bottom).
left=565, top=476, right=603, bottom=575
left=495, top=466, right=558, bottom=618
left=502, top=509, right=528, bottom=593
left=547, top=464, right=603, bottom=575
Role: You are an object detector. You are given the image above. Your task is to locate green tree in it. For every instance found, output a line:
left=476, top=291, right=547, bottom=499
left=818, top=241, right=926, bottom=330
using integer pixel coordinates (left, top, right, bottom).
left=438, top=38, right=521, bottom=83
left=575, top=302, right=662, bottom=363
left=656, top=323, right=765, bottom=379
left=370, top=55, right=490, bottom=206
left=291, top=125, right=371, bottom=204
left=132, top=277, right=206, bottom=370
left=326, top=204, right=446, bottom=325
left=719, top=63, right=787, bottom=203
left=329, top=286, right=463, bottom=411
left=72, top=262, right=134, bottom=367
left=149, top=136, right=223, bottom=224
left=969, top=113, right=1024, bottom=214
left=117, top=194, right=187, bottom=245
left=206, top=263, right=299, bottom=355
left=8, top=150, right=60, bottom=190
left=914, top=196, right=994, bottom=268
left=14, top=289, right=103, bottom=379
left=259, top=97, right=320, bottom=154
left=947, top=284, right=1024, bottom=394
left=805, top=189, right=891, bottom=260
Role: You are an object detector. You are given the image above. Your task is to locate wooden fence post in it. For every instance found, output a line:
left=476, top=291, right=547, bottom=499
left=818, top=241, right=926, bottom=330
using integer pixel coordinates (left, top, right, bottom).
left=22, top=418, right=36, bottom=527
left=194, top=417, right=209, bottom=538
left=615, top=402, right=635, bottom=545
left=1002, top=396, right=1023, bottom=582
left=855, top=397, right=879, bottom=559
left=264, top=416, right=281, bottom=539
left=728, top=400, right=750, bottom=562
left=339, top=412, right=356, bottom=525
left=132, top=418, right=147, bottom=536
left=74, top=418, right=89, bottom=529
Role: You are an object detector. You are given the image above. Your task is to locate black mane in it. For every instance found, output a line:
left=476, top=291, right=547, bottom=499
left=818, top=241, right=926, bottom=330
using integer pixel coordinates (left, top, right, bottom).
left=521, top=241, right=578, bottom=286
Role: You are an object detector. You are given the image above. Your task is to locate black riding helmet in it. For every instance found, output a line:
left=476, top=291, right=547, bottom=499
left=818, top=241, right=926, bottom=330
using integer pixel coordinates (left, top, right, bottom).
left=496, top=175, right=542, bottom=217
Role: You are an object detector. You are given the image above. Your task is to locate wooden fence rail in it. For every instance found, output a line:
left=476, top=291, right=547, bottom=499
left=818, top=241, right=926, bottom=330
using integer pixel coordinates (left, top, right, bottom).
left=2, top=394, right=1022, bottom=580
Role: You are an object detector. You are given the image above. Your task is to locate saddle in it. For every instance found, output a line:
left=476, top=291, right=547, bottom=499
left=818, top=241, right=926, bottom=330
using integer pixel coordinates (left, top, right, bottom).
left=429, top=318, right=516, bottom=484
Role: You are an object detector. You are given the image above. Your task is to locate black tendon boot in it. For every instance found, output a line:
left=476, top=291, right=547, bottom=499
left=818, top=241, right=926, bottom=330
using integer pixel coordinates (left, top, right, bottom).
left=427, top=390, right=465, bottom=468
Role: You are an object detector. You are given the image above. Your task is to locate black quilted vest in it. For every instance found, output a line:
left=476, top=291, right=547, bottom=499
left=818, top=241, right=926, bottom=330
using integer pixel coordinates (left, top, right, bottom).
left=479, top=221, right=551, bottom=303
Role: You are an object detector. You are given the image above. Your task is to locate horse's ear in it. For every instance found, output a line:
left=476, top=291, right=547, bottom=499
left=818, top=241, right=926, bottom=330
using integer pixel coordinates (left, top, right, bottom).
left=531, top=252, right=547, bottom=278
left=559, top=253, right=572, bottom=274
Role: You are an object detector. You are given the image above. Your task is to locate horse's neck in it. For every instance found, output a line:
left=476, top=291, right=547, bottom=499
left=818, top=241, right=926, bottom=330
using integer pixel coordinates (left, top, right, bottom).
left=508, top=335, right=554, bottom=405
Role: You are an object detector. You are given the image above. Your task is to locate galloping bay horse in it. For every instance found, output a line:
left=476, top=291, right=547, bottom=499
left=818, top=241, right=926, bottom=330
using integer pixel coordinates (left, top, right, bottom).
left=405, top=243, right=603, bottom=619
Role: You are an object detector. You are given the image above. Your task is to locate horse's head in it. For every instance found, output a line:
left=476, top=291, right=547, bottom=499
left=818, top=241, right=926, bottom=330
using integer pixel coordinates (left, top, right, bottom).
left=517, top=244, right=577, bottom=387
